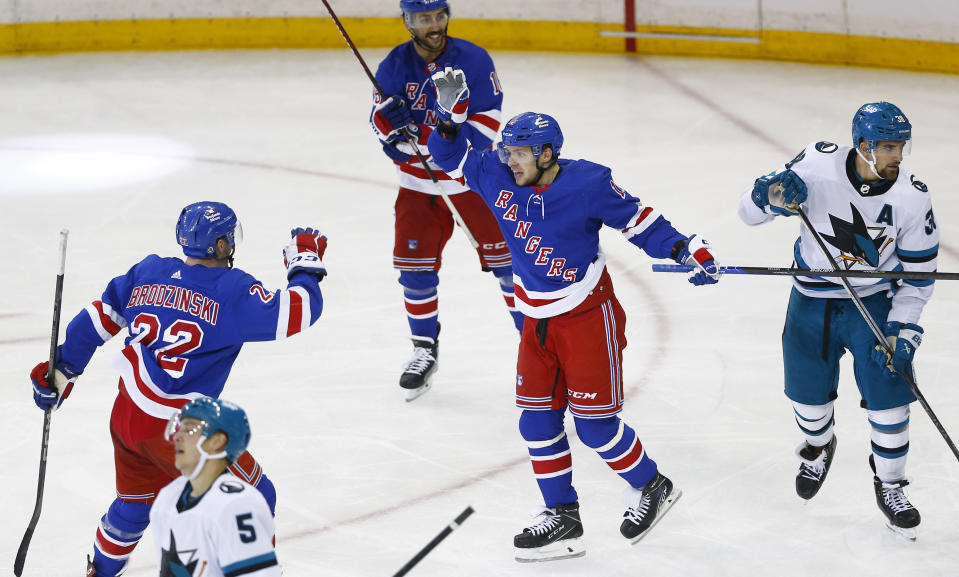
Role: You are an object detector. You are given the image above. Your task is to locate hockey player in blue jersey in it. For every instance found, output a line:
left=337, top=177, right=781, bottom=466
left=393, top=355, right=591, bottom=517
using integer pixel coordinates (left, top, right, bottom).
left=370, top=0, right=522, bottom=399
left=426, top=68, right=722, bottom=561
left=29, top=201, right=327, bottom=576
left=738, top=102, right=937, bottom=539
left=152, top=397, right=281, bottom=576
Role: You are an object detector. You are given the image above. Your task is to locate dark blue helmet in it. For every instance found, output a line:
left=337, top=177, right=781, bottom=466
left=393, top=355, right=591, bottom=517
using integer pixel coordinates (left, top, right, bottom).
left=178, top=397, right=251, bottom=463
left=175, top=201, right=240, bottom=259
left=852, top=102, right=911, bottom=152
left=400, top=0, right=449, bottom=16
left=499, top=112, right=563, bottom=159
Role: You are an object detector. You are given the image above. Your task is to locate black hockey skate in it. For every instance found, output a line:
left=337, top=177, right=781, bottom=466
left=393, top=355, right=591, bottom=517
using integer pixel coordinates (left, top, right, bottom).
left=85, top=555, right=97, bottom=577
left=514, top=502, right=585, bottom=562
left=399, top=333, right=438, bottom=402
left=620, top=472, right=682, bottom=543
left=795, top=435, right=837, bottom=500
left=869, top=454, right=920, bottom=540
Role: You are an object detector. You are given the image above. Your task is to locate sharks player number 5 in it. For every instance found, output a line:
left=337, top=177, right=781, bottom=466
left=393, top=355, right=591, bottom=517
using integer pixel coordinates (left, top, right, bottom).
left=738, top=102, right=937, bottom=539
left=151, top=397, right=280, bottom=576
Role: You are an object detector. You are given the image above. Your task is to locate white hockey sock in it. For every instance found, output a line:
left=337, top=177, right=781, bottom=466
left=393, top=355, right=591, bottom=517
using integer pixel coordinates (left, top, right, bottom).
left=792, top=401, right=835, bottom=447
left=868, top=405, right=910, bottom=482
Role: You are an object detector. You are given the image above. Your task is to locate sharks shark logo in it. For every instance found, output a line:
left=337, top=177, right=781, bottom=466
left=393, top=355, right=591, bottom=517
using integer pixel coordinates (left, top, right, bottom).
left=159, top=531, right=200, bottom=577
left=820, top=203, right=893, bottom=268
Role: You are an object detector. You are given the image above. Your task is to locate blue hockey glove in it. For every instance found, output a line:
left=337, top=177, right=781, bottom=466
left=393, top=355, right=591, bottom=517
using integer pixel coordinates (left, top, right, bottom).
left=31, top=359, right=79, bottom=411
left=674, top=234, right=721, bottom=286
left=431, top=67, right=470, bottom=125
left=871, top=321, right=922, bottom=374
left=751, top=170, right=807, bottom=216
left=283, top=227, right=327, bottom=280
left=382, top=140, right=413, bottom=164
left=371, top=95, right=414, bottom=141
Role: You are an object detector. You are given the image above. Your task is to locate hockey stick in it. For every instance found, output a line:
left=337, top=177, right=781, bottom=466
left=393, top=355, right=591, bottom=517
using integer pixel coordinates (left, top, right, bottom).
left=14, top=229, right=69, bottom=577
left=319, top=0, right=480, bottom=249
left=795, top=208, right=959, bottom=462
left=652, top=263, right=959, bottom=281
left=392, top=506, right=474, bottom=577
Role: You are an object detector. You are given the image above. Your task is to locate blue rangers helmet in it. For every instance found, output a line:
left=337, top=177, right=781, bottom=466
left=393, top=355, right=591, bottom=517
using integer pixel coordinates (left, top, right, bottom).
left=852, top=102, right=911, bottom=152
left=175, top=201, right=240, bottom=259
left=499, top=112, right=564, bottom=159
left=176, top=397, right=251, bottom=464
left=400, top=0, right=449, bottom=16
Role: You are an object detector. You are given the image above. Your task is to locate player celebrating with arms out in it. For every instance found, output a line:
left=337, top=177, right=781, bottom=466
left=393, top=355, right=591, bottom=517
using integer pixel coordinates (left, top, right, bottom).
left=738, top=102, right=937, bottom=539
left=152, top=397, right=280, bottom=577
left=426, top=68, right=722, bottom=561
left=370, top=0, right=522, bottom=399
left=29, top=202, right=328, bottom=576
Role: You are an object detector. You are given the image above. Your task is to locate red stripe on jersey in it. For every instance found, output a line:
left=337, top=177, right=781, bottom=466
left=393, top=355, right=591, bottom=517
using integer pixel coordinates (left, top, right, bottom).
left=398, top=163, right=457, bottom=181
left=513, top=283, right=562, bottom=308
left=621, top=207, right=654, bottom=232
left=121, top=346, right=192, bottom=411
left=405, top=298, right=438, bottom=316
left=607, top=438, right=645, bottom=472
left=286, top=289, right=304, bottom=337
left=467, top=112, right=501, bottom=132
left=95, top=528, right=138, bottom=556
left=94, top=301, right=122, bottom=336
left=531, top=453, right=572, bottom=476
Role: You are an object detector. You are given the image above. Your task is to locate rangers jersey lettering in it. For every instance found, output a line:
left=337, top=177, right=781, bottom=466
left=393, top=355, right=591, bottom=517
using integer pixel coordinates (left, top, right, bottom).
left=738, top=142, right=938, bottom=324
left=150, top=474, right=280, bottom=577
left=57, top=255, right=324, bottom=419
left=428, top=131, right=687, bottom=318
left=373, top=37, right=503, bottom=196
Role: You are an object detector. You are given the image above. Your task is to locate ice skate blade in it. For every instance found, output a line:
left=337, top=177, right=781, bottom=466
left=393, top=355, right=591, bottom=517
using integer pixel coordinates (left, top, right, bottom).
left=886, top=522, right=917, bottom=541
left=514, top=537, right=585, bottom=563
left=628, top=488, right=683, bottom=545
left=405, top=382, right=432, bottom=402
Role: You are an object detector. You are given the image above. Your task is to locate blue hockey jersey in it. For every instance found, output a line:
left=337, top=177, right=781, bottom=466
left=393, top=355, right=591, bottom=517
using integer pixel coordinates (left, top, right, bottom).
left=373, top=36, right=503, bottom=195
left=428, top=130, right=687, bottom=318
left=58, top=255, right=323, bottom=418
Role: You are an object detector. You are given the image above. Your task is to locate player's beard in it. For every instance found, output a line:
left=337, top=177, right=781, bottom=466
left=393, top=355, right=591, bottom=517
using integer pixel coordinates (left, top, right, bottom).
left=879, top=164, right=900, bottom=181
left=412, top=26, right=447, bottom=54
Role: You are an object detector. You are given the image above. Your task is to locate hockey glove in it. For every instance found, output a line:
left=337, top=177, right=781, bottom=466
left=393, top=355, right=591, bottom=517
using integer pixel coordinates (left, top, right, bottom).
left=673, top=234, right=721, bottom=286
left=31, top=359, right=79, bottom=411
left=382, top=140, right=413, bottom=164
left=431, top=67, right=470, bottom=125
left=371, top=95, right=415, bottom=141
left=283, top=227, right=328, bottom=281
left=871, top=321, right=922, bottom=374
left=751, top=170, right=807, bottom=216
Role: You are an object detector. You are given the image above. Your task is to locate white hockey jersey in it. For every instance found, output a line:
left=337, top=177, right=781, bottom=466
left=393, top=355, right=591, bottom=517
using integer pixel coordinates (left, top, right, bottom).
left=738, top=141, right=938, bottom=325
left=151, top=473, right=281, bottom=577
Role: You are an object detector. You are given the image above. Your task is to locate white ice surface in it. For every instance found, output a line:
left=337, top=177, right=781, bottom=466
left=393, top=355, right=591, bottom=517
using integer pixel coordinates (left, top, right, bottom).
left=1, top=49, right=958, bottom=577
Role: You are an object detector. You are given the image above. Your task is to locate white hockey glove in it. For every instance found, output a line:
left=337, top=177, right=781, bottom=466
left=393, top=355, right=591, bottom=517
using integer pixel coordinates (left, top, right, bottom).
left=283, top=227, right=327, bottom=280
left=431, top=67, right=470, bottom=125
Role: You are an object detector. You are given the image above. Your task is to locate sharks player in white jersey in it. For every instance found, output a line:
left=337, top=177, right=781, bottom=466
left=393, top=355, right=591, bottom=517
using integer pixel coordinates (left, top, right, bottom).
left=151, top=397, right=280, bottom=576
left=738, top=102, right=938, bottom=539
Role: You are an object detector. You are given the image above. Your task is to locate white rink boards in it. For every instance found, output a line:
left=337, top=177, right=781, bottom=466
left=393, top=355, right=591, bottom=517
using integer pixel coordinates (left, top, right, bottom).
left=1, top=49, right=958, bottom=576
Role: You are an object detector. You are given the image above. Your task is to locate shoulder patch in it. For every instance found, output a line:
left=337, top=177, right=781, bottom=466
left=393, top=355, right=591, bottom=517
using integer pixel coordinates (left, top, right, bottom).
left=815, top=141, right=838, bottom=153
left=910, top=175, right=928, bottom=193
left=219, top=480, right=245, bottom=494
